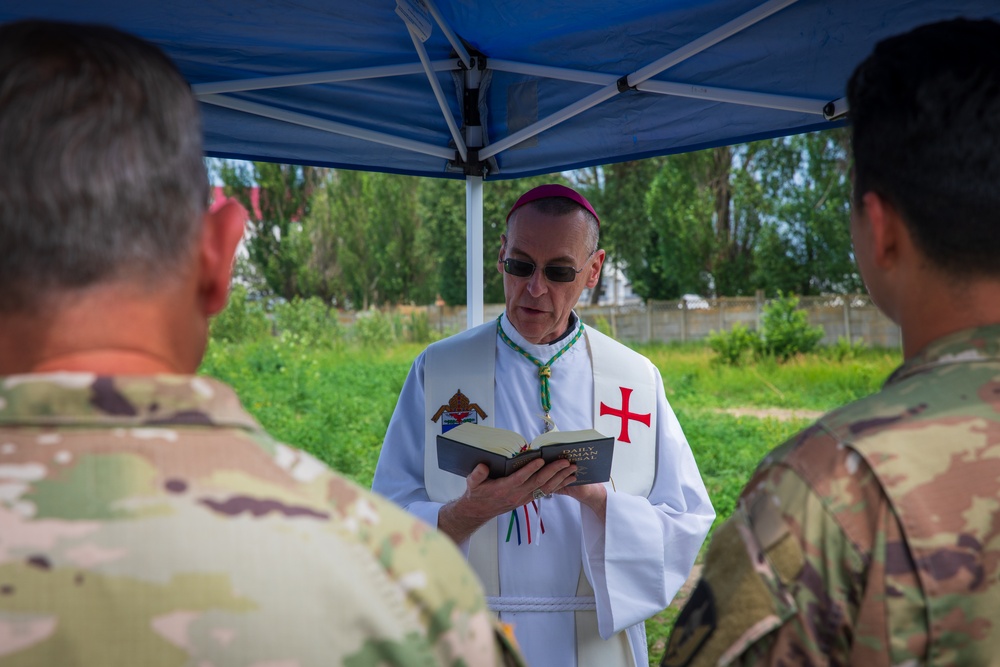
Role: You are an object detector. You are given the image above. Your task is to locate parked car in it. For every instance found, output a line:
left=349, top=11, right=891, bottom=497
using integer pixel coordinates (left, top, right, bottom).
left=679, top=294, right=710, bottom=309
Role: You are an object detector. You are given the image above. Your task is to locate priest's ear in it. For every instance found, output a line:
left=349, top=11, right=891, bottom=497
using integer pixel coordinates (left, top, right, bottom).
left=497, top=234, right=508, bottom=274
left=584, top=249, right=606, bottom=289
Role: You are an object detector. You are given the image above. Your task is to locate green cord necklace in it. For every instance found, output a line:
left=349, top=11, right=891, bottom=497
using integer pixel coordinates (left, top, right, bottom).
left=496, top=315, right=585, bottom=424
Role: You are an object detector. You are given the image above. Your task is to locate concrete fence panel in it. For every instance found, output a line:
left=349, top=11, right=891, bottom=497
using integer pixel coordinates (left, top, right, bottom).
left=339, top=294, right=901, bottom=349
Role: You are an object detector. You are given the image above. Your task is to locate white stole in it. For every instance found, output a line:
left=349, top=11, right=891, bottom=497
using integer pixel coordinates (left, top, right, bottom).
left=424, top=319, right=657, bottom=667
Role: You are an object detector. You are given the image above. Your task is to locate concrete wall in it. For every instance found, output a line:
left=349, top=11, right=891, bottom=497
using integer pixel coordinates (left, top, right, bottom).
left=346, top=294, right=901, bottom=349
left=575, top=294, right=900, bottom=348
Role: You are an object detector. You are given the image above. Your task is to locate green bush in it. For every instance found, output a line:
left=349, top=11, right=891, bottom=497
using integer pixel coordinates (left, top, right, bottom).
left=406, top=311, right=434, bottom=344
left=210, top=284, right=271, bottom=344
left=273, top=297, right=340, bottom=348
left=707, top=294, right=825, bottom=366
left=353, top=309, right=396, bottom=347
left=758, top=292, right=824, bottom=361
left=707, top=323, right=760, bottom=366
left=824, top=335, right=867, bottom=362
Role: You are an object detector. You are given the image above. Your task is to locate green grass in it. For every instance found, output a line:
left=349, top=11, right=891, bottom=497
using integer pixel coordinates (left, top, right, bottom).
left=197, top=338, right=901, bottom=666
left=200, top=339, right=427, bottom=487
left=637, top=341, right=899, bottom=410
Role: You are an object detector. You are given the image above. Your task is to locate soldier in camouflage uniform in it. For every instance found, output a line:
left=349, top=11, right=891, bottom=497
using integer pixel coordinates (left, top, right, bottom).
left=664, top=18, right=1000, bottom=667
left=0, top=21, right=524, bottom=667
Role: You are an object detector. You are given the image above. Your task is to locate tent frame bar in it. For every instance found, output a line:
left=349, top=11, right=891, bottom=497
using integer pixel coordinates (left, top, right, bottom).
left=627, top=0, right=799, bottom=87
left=192, top=60, right=458, bottom=95
left=423, top=0, right=471, bottom=68
left=637, top=80, right=825, bottom=115
left=195, top=0, right=812, bottom=170
left=490, top=59, right=827, bottom=115
left=407, top=25, right=468, bottom=162
left=481, top=0, right=800, bottom=159
left=199, top=93, right=455, bottom=159
left=197, top=0, right=818, bottom=332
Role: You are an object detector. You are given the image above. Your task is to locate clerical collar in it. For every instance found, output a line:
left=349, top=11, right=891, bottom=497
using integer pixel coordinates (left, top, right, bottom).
left=550, top=313, right=580, bottom=345
left=498, top=312, right=580, bottom=353
left=497, top=312, right=586, bottom=428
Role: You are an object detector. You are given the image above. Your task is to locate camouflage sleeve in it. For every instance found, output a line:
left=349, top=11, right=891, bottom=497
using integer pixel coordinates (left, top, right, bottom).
left=662, top=426, right=894, bottom=667
left=355, top=486, right=527, bottom=667
left=0, top=372, right=527, bottom=667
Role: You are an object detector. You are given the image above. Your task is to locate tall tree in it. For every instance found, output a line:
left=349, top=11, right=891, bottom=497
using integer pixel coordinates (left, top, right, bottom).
left=641, top=151, right=716, bottom=299
left=577, top=158, right=666, bottom=304
left=325, top=170, right=432, bottom=309
left=722, top=140, right=798, bottom=295
left=752, top=128, right=860, bottom=295
left=419, top=179, right=465, bottom=306
left=598, top=134, right=838, bottom=300
left=421, top=175, right=568, bottom=306
left=218, top=161, right=326, bottom=300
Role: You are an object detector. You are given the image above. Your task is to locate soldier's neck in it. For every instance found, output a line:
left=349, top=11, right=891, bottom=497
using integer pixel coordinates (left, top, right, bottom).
left=31, top=349, right=180, bottom=375
left=0, top=284, right=203, bottom=376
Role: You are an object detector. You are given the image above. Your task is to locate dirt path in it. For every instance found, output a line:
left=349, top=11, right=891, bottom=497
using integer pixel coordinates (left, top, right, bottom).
left=669, top=563, right=703, bottom=610
left=715, top=407, right=823, bottom=421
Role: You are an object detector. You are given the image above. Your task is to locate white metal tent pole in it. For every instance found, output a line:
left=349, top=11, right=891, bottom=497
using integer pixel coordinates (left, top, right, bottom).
left=479, top=77, right=617, bottom=160
left=462, top=31, right=485, bottom=330
left=466, top=175, right=484, bottom=329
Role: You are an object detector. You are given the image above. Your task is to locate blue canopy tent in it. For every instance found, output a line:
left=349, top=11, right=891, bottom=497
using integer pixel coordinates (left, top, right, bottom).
left=5, top=0, right=998, bottom=325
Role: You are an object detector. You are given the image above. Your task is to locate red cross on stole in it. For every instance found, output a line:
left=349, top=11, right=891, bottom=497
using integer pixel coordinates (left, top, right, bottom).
left=599, top=386, right=651, bottom=443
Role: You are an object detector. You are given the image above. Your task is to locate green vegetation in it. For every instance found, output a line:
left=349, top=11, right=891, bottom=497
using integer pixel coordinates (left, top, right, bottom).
left=706, top=322, right=758, bottom=366
left=206, top=123, right=868, bottom=666
left=198, top=334, right=900, bottom=666
left=208, top=284, right=271, bottom=344
left=756, top=292, right=825, bottom=360
left=200, top=339, right=427, bottom=484
left=707, top=293, right=825, bottom=365
left=211, top=127, right=859, bottom=312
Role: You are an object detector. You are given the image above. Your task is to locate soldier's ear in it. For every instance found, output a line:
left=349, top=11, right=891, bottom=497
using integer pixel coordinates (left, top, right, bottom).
left=861, top=192, right=902, bottom=270
left=198, top=201, right=246, bottom=316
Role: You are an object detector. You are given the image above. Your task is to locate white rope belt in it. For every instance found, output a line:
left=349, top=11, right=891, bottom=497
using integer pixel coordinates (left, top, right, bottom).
left=487, top=595, right=597, bottom=612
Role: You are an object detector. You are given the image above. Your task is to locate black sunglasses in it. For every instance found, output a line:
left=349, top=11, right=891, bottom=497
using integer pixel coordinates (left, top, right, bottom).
left=502, top=257, right=587, bottom=283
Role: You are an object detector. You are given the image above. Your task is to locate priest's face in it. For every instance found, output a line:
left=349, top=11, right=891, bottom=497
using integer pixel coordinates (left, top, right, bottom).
left=499, top=205, right=605, bottom=345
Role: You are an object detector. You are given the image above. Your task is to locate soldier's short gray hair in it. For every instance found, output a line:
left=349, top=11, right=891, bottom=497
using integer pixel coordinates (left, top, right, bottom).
left=0, top=20, right=209, bottom=313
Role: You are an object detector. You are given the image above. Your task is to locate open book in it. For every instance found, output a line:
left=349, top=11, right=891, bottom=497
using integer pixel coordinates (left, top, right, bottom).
left=436, top=423, right=614, bottom=486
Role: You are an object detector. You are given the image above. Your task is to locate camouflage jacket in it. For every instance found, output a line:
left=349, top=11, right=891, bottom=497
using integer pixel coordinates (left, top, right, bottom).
left=664, top=324, right=1000, bottom=667
left=0, top=373, right=524, bottom=667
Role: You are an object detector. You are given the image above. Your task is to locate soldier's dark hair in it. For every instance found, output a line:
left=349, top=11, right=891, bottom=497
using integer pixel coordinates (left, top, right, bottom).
left=847, top=18, right=1000, bottom=278
left=0, top=20, right=209, bottom=313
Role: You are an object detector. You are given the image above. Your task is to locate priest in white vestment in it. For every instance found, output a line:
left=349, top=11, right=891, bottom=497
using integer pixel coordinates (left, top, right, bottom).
left=373, top=184, right=715, bottom=667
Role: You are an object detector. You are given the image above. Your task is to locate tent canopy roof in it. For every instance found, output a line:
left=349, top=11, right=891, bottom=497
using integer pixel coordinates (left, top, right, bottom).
left=6, top=1, right=998, bottom=180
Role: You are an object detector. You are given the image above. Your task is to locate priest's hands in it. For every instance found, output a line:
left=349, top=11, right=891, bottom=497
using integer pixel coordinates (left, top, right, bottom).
left=559, top=482, right=608, bottom=522
left=437, top=458, right=577, bottom=545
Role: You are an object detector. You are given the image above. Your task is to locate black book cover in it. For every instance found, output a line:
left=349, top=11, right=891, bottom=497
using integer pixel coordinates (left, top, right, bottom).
left=436, top=425, right=614, bottom=486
